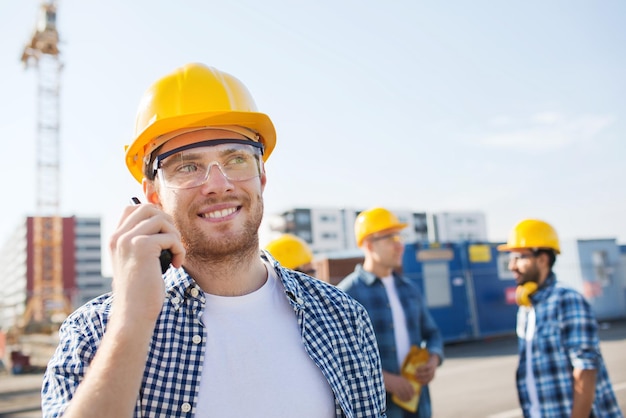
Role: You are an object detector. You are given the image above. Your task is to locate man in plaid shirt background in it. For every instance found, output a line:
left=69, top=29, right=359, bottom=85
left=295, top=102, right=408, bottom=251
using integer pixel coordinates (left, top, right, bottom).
left=498, top=218, right=622, bottom=418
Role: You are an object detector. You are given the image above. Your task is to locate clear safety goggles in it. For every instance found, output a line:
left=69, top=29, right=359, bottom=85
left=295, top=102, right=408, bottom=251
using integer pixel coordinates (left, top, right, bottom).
left=369, top=231, right=403, bottom=243
left=153, top=140, right=263, bottom=189
left=508, top=251, right=536, bottom=263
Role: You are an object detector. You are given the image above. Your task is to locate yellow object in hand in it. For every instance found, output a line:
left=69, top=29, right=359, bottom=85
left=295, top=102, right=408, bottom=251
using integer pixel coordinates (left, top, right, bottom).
left=392, top=346, right=430, bottom=413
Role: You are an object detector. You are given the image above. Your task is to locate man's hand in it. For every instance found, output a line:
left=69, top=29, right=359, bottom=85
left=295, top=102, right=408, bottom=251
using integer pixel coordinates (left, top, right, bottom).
left=109, top=201, right=185, bottom=323
left=383, top=371, right=416, bottom=402
left=63, top=202, right=185, bottom=418
left=415, top=354, right=440, bottom=385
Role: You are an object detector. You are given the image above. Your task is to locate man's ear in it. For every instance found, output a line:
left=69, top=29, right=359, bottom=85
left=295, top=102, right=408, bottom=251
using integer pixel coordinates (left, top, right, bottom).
left=143, top=179, right=161, bottom=205
left=535, top=251, right=550, bottom=270
left=259, top=160, right=267, bottom=191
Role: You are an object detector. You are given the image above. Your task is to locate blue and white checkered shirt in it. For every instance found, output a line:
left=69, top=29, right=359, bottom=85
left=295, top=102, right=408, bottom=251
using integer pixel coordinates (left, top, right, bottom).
left=42, top=252, right=387, bottom=417
left=516, top=274, right=623, bottom=418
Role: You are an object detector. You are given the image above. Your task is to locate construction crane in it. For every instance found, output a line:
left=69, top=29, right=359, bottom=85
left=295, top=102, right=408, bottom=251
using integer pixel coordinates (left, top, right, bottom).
left=19, top=0, right=71, bottom=332
left=21, top=0, right=61, bottom=214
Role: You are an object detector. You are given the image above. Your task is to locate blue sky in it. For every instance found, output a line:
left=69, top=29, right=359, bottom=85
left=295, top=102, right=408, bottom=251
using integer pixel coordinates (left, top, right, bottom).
left=1, top=1, right=625, bottom=275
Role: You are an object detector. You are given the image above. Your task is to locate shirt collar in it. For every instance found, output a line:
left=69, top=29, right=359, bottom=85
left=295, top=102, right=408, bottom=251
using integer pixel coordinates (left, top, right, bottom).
left=530, top=272, right=556, bottom=304
left=161, top=252, right=305, bottom=310
left=355, top=264, right=378, bottom=285
left=163, top=267, right=203, bottom=309
left=354, top=263, right=409, bottom=286
left=262, top=250, right=307, bottom=306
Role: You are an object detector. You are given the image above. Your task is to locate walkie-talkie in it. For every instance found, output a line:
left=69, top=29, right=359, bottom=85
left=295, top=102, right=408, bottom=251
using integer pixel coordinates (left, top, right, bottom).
left=131, top=197, right=173, bottom=274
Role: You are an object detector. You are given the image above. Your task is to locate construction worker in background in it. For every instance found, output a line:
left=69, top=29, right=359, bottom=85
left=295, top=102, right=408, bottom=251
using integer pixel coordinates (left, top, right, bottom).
left=41, top=63, right=386, bottom=417
left=498, top=219, right=622, bottom=418
left=265, top=233, right=317, bottom=275
left=338, top=207, right=444, bottom=418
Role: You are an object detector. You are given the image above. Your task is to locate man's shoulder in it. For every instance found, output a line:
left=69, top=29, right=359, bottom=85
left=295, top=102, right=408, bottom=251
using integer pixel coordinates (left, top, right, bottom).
left=65, top=292, right=113, bottom=323
left=298, top=273, right=356, bottom=301
left=550, top=280, right=587, bottom=302
left=290, top=273, right=371, bottom=318
left=336, top=271, right=365, bottom=292
left=540, top=280, right=594, bottom=314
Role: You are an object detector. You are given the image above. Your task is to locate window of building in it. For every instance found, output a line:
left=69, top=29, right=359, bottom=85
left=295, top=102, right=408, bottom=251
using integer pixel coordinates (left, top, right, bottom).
left=295, top=212, right=311, bottom=224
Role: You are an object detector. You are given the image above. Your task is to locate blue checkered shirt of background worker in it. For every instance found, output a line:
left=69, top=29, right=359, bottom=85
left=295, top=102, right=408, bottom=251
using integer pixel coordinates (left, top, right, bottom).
left=41, top=255, right=387, bottom=418
left=516, top=274, right=622, bottom=418
left=339, top=265, right=444, bottom=418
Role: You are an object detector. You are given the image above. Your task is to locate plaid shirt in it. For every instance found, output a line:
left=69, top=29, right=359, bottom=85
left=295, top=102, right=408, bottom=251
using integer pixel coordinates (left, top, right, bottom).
left=338, top=265, right=444, bottom=418
left=516, top=274, right=623, bottom=418
left=42, top=252, right=387, bottom=417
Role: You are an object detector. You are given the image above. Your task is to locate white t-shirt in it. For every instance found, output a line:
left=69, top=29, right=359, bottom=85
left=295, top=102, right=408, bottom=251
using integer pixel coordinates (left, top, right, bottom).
left=381, top=275, right=411, bottom=369
left=518, top=307, right=540, bottom=418
left=194, top=263, right=335, bottom=417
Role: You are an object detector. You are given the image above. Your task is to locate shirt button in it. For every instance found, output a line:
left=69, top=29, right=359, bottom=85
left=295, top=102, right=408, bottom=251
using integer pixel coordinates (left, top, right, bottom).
left=181, top=402, right=192, bottom=412
left=192, top=334, right=202, bottom=344
left=190, top=288, right=199, bottom=297
left=296, top=297, right=304, bottom=304
left=172, top=297, right=181, bottom=304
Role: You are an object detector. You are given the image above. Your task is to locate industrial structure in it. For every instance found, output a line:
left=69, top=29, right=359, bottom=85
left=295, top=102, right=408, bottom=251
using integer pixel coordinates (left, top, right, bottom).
left=0, top=216, right=110, bottom=372
left=262, top=207, right=488, bottom=255
left=0, top=217, right=109, bottom=332
left=312, top=239, right=626, bottom=342
left=17, top=0, right=70, bottom=332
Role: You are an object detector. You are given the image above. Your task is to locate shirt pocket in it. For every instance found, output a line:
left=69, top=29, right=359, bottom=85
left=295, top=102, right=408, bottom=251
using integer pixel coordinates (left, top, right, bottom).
left=535, top=323, right=564, bottom=357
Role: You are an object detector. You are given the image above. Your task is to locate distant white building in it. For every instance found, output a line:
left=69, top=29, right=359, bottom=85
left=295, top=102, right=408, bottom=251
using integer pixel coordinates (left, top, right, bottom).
left=73, top=217, right=111, bottom=307
left=262, top=207, right=487, bottom=255
left=0, top=222, right=28, bottom=331
left=430, top=212, right=488, bottom=243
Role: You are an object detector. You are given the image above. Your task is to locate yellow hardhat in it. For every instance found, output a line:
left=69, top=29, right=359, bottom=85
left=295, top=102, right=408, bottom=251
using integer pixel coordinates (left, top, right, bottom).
left=124, top=63, right=276, bottom=183
left=265, top=234, right=313, bottom=270
left=497, top=219, right=561, bottom=254
left=354, top=207, right=408, bottom=247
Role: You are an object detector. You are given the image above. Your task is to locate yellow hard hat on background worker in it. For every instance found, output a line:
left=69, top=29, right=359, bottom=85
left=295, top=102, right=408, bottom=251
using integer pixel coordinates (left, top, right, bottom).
left=124, top=63, right=276, bottom=183
left=265, top=234, right=315, bottom=274
left=497, top=218, right=560, bottom=306
left=354, top=207, right=408, bottom=247
left=497, top=219, right=560, bottom=254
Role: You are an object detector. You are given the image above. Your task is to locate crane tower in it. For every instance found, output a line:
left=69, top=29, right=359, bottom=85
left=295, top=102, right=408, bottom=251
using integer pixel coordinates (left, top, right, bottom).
left=21, top=0, right=61, bottom=214
left=20, top=1, right=70, bottom=330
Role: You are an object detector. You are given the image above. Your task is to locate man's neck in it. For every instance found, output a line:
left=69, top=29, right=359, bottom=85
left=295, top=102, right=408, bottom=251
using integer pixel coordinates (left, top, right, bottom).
left=537, top=270, right=552, bottom=287
left=363, top=259, right=393, bottom=279
left=183, top=250, right=268, bottom=296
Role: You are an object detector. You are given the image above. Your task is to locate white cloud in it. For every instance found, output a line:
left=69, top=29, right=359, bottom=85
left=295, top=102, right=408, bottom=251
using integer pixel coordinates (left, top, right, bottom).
left=532, top=111, right=562, bottom=124
left=488, top=115, right=514, bottom=126
left=478, top=112, right=614, bottom=151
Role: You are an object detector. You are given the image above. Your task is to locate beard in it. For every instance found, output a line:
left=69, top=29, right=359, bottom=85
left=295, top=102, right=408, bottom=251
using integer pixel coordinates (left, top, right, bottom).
left=516, top=263, right=541, bottom=286
left=175, top=191, right=264, bottom=264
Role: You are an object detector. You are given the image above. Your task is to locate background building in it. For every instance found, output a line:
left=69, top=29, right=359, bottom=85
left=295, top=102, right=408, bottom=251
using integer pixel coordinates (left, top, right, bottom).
left=0, top=222, right=28, bottom=332
left=262, top=207, right=488, bottom=255
left=430, top=211, right=488, bottom=242
left=0, top=216, right=109, bottom=332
